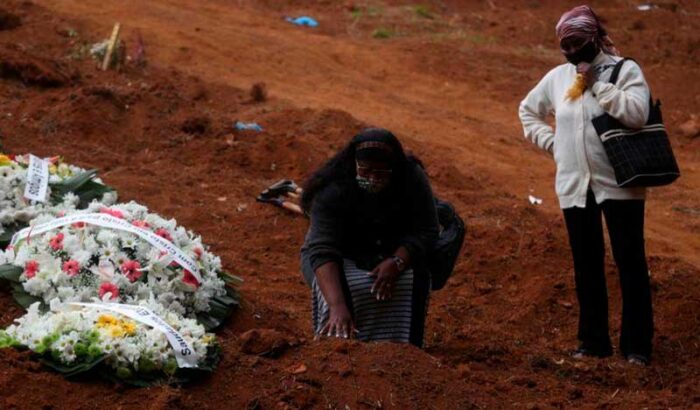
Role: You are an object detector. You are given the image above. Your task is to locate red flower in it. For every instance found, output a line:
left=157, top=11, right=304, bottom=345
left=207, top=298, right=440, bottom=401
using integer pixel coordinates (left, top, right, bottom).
left=99, top=282, right=119, bottom=300
left=155, top=228, right=173, bottom=242
left=193, top=247, right=203, bottom=260
left=49, top=233, right=64, bottom=251
left=131, top=220, right=150, bottom=228
left=62, top=260, right=80, bottom=277
left=71, top=222, right=86, bottom=229
left=24, top=260, right=39, bottom=278
left=183, top=270, right=200, bottom=288
left=120, top=260, right=142, bottom=282
left=100, top=207, right=124, bottom=219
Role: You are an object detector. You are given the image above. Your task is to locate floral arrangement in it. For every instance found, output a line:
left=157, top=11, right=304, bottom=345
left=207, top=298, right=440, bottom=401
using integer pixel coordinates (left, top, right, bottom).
left=0, top=155, right=240, bottom=384
left=0, top=201, right=240, bottom=330
left=0, top=301, right=220, bottom=384
left=0, top=153, right=117, bottom=247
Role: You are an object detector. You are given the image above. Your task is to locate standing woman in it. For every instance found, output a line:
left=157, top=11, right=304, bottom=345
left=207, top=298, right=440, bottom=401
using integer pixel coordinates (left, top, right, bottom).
left=519, top=5, right=653, bottom=365
left=300, top=128, right=439, bottom=347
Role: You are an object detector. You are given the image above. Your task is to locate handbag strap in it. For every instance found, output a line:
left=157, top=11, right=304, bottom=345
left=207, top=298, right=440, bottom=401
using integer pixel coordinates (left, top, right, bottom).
left=608, top=57, right=656, bottom=107
left=608, top=57, right=638, bottom=85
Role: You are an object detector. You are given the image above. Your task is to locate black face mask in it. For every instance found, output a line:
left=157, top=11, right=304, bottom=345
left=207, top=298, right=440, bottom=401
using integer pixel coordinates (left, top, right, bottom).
left=564, top=41, right=599, bottom=65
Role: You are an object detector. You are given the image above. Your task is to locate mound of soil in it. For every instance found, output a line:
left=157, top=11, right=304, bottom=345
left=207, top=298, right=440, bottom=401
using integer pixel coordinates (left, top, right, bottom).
left=0, top=46, right=70, bottom=87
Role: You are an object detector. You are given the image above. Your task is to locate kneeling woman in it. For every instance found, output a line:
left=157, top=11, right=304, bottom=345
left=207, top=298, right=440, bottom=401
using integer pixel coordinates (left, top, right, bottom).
left=300, top=128, right=439, bottom=347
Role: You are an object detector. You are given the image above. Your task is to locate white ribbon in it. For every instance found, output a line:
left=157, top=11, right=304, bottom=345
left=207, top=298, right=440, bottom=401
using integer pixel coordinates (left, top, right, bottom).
left=10, top=212, right=202, bottom=283
left=23, top=155, right=49, bottom=202
left=70, top=302, right=200, bottom=368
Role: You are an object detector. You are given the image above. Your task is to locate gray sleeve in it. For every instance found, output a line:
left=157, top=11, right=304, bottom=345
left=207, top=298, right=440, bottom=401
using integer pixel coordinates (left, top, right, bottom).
left=301, top=185, right=345, bottom=273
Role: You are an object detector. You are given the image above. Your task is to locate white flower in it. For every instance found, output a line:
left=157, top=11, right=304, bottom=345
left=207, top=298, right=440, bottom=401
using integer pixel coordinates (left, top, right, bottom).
left=0, top=155, right=114, bottom=235
left=4, top=301, right=217, bottom=376
left=6, top=201, right=234, bottom=324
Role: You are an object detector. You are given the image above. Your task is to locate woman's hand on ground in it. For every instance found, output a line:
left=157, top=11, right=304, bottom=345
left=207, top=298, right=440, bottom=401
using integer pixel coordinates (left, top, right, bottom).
left=368, top=258, right=401, bottom=300
left=320, top=303, right=355, bottom=339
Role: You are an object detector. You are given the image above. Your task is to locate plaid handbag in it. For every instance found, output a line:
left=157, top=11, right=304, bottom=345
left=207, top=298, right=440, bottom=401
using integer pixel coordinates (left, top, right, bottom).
left=591, top=58, right=680, bottom=187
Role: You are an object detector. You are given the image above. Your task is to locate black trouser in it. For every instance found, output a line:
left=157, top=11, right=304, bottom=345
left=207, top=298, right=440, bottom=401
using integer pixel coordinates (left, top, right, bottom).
left=562, top=190, right=653, bottom=359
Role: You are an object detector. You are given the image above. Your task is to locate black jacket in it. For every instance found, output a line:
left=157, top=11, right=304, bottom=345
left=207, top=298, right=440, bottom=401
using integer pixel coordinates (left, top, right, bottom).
left=300, top=163, right=439, bottom=286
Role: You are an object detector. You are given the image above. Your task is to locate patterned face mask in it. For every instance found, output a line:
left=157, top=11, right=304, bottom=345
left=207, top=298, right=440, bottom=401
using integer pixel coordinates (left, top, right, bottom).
left=355, top=159, right=392, bottom=193
left=356, top=175, right=389, bottom=193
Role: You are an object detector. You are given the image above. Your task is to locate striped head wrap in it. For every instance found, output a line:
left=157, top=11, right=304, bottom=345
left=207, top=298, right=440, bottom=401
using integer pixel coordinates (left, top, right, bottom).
left=555, top=5, right=619, bottom=56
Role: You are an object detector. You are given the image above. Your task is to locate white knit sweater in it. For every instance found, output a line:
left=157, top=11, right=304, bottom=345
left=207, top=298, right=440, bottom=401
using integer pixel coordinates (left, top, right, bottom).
left=519, top=51, right=650, bottom=209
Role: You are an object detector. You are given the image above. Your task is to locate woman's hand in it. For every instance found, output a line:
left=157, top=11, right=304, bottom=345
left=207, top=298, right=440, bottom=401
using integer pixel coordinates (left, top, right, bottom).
left=320, top=303, right=355, bottom=339
left=368, top=258, right=401, bottom=300
left=576, top=62, right=597, bottom=88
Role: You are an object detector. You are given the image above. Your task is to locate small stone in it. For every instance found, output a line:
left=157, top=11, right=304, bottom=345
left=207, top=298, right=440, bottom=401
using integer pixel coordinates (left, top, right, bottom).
left=558, top=300, right=573, bottom=309
left=679, top=116, right=700, bottom=138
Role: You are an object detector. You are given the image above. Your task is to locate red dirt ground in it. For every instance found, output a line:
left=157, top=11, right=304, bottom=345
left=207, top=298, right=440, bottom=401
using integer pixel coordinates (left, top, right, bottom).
left=0, top=0, right=698, bottom=408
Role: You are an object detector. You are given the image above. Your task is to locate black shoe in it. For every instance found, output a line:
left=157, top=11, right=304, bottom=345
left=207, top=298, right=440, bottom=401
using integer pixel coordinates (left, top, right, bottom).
left=570, top=346, right=613, bottom=359
left=255, top=195, right=285, bottom=207
left=258, top=180, right=299, bottom=199
left=626, top=354, right=649, bottom=366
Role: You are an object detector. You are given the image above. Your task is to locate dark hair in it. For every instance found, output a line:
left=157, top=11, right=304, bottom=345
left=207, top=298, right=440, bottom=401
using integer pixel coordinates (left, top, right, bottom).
left=301, top=128, right=419, bottom=212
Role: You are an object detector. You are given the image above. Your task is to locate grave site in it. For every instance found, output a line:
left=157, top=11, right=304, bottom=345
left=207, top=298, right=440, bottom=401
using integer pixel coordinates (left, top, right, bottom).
left=0, top=0, right=698, bottom=408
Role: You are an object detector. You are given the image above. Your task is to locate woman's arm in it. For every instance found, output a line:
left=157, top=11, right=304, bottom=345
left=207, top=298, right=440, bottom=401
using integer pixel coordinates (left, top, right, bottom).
left=371, top=165, right=439, bottom=300
left=304, top=185, right=354, bottom=337
left=304, top=186, right=344, bottom=274
left=519, top=69, right=556, bottom=153
left=314, top=261, right=354, bottom=338
left=591, top=60, right=650, bottom=129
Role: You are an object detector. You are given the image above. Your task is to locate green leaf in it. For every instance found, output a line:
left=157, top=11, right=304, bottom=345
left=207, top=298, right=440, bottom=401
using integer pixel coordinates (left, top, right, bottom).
left=72, top=180, right=114, bottom=208
left=40, top=354, right=107, bottom=377
left=47, top=169, right=115, bottom=208
left=11, top=284, right=44, bottom=309
left=0, top=264, right=22, bottom=283
left=196, top=313, right=221, bottom=332
left=216, top=294, right=237, bottom=305
left=220, top=271, right=243, bottom=285
left=51, top=169, right=98, bottom=194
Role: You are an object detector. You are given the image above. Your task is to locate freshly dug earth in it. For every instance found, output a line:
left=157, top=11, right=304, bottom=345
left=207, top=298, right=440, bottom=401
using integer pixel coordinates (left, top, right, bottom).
left=0, top=0, right=699, bottom=408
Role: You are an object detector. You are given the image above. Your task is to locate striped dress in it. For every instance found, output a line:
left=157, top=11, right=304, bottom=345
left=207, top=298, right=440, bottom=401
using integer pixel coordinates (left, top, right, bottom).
left=312, top=259, right=429, bottom=345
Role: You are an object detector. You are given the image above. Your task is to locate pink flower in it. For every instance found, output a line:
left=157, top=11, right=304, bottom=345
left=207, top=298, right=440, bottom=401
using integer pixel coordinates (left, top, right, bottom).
left=183, top=270, right=200, bottom=288
left=193, top=247, right=203, bottom=260
left=62, top=260, right=80, bottom=277
left=155, top=228, right=173, bottom=242
left=131, top=220, right=150, bottom=228
left=57, top=211, right=66, bottom=217
left=24, top=261, right=39, bottom=278
left=120, top=260, right=142, bottom=282
left=100, top=207, right=124, bottom=219
left=99, top=282, right=119, bottom=300
left=71, top=222, right=86, bottom=229
left=49, top=233, right=64, bottom=251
